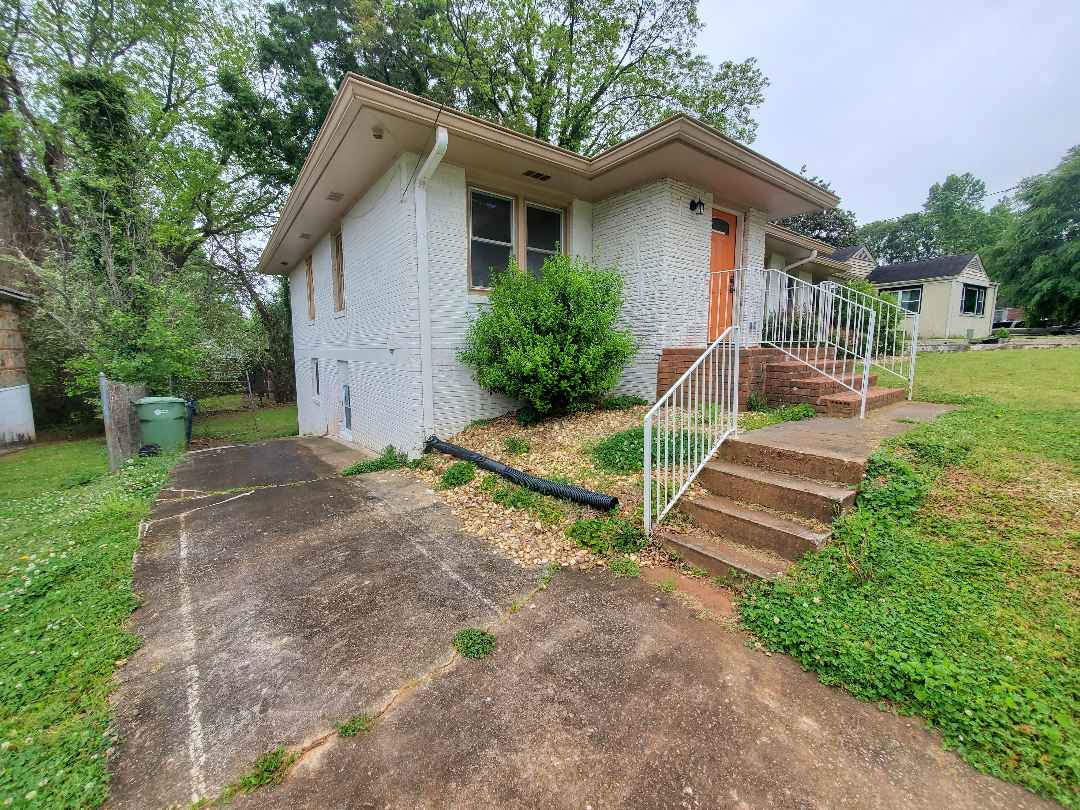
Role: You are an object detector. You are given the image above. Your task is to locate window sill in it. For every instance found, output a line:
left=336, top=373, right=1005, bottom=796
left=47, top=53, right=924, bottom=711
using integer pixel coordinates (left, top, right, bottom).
left=332, top=309, right=347, bottom=320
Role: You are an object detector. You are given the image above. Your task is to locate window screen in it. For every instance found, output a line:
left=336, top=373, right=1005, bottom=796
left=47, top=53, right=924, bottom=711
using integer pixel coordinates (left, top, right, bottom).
left=470, top=190, right=513, bottom=289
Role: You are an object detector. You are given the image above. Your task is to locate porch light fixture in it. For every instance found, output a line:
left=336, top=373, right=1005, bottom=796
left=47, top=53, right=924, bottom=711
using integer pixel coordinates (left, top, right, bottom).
left=689, top=198, right=705, bottom=215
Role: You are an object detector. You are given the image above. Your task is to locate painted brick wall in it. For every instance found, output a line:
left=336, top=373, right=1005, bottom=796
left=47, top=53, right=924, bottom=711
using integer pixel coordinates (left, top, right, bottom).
left=425, top=161, right=519, bottom=437
left=289, top=155, right=426, bottom=453
left=592, top=179, right=712, bottom=400
left=738, top=208, right=768, bottom=347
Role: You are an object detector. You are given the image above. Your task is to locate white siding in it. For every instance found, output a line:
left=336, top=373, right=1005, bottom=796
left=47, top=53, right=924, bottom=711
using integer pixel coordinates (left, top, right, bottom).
left=289, top=155, right=426, bottom=454
left=592, top=179, right=713, bottom=399
left=570, top=200, right=593, bottom=262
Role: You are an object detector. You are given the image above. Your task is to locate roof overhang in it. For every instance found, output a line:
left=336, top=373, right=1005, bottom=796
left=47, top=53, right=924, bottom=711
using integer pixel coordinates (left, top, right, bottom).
left=258, top=75, right=840, bottom=274
left=764, top=222, right=838, bottom=261
left=0, top=285, right=35, bottom=305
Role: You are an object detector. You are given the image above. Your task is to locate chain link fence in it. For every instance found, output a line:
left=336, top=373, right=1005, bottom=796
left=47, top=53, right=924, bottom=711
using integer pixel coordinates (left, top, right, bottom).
left=174, top=369, right=297, bottom=448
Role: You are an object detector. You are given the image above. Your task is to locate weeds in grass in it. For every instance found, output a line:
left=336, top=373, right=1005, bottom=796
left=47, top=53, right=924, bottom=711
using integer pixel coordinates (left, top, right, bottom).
left=221, top=746, right=297, bottom=801
left=338, top=713, right=374, bottom=737
left=438, top=461, right=476, bottom=489
left=566, top=515, right=647, bottom=556
left=746, top=391, right=769, bottom=411
left=658, top=579, right=676, bottom=593
left=740, top=394, right=1080, bottom=806
left=503, top=436, right=530, bottom=455
left=608, top=556, right=641, bottom=578
left=341, top=446, right=408, bottom=475
left=537, top=562, right=560, bottom=590
left=453, top=628, right=497, bottom=659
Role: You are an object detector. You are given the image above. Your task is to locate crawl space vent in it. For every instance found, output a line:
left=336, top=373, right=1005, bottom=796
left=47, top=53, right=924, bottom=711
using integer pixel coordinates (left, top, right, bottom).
left=325, top=191, right=345, bottom=202
left=522, top=169, right=552, bottom=182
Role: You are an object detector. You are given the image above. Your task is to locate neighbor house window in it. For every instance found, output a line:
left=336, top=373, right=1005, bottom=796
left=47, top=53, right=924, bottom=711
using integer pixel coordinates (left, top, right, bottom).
left=525, top=203, right=562, bottom=275
left=305, top=255, right=315, bottom=320
left=896, top=286, right=922, bottom=314
left=331, top=231, right=345, bottom=312
left=961, top=284, right=986, bottom=316
left=312, top=358, right=320, bottom=399
left=469, top=189, right=514, bottom=289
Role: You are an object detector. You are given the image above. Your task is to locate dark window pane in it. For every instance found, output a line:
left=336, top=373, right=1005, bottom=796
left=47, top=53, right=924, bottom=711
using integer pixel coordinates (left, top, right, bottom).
left=526, top=205, right=561, bottom=251
left=526, top=249, right=547, bottom=276
left=962, top=285, right=985, bottom=314
left=711, top=217, right=730, bottom=235
left=471, top=192, right=512, bottom=243
left=470, top=240, right=512, bottom=288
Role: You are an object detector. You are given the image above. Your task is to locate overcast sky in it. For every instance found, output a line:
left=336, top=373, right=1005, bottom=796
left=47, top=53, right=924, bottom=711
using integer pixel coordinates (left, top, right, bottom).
left=697, top=0, right=1080, bottom=223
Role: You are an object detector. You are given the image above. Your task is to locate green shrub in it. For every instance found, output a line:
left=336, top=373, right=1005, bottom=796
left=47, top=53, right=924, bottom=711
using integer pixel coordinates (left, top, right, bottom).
left=479, top=473, right=563, bottom=523
left=775, top=403, right=816, bottom=422
left=342, top=446, right=407, bottom=475
left=567, top=516, right=647, bottom=556
left=608, top=556, right=641, bottom=578
left=452, top=628, right=497, bottom=659
left=503, top=436, right=530, bottom=455
left=458, top=254, right=635, bottom=417
left=600, top=395, right=648, bottom=410
left=591, top=426, right=704, bottom=474
left=438, top=460, right=476, bottom=489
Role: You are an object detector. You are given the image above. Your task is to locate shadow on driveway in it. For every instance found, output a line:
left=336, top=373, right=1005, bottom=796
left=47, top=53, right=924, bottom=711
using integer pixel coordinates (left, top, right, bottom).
left=110, top=437, right=1051, bottom=809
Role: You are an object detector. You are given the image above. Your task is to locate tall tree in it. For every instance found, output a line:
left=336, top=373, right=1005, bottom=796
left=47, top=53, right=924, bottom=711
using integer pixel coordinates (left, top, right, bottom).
left=220, top=0, right=769, bottom=190
left=773, top=168, right=858, bottom=247
left=856, top=213, right=938, bottom=265
left=924, top=172, right=1004, bottom=256
left=990, top=145, right=1080, bottom=325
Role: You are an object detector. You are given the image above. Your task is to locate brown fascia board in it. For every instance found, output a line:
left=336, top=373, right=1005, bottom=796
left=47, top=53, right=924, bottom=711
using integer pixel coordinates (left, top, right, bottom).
left=0, top=284, right=36, bottom=304
left=258, top=74, right=840, bottom=273
left=765, top=223, right=838, bottom=256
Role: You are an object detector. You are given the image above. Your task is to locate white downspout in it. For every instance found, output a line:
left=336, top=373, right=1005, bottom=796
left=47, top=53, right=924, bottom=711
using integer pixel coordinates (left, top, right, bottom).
left=414, top=126, right=448, bottom=442
left=782, top=250, right=818, bottom=273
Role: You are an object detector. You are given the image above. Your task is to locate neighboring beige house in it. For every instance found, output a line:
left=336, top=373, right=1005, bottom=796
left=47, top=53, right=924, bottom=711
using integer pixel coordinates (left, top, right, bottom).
left=257, top=75, right=839, bottom=454
left=866, top=254, right=997, bottom=340
left=0, top=284, right=35, bottom=445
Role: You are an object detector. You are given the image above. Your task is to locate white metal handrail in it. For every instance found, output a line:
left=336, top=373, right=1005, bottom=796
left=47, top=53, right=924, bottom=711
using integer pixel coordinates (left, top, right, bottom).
left=752, top=268, right=876, bottom=418
left=644, top=325, right=740, bottom=534
left=821, top=281, right=919, bottom=399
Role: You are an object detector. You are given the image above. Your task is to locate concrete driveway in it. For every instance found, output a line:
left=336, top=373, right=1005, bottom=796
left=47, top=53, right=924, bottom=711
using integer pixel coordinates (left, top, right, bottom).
left=109, top=437, right=1051, bottom=809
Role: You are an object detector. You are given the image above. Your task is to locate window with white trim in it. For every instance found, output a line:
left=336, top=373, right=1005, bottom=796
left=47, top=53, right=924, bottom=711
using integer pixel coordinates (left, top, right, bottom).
left=469, top=189, right=514, bottom=290
left=895, top=286, right=922, bottom=314
left=961, top=284, right=986, bottom=316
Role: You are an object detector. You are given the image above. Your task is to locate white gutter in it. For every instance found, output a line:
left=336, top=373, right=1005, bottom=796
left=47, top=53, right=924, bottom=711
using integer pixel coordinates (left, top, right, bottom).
left=413, top=126, right=448, bottom=441
left=782, top=250, right=818, bottom=273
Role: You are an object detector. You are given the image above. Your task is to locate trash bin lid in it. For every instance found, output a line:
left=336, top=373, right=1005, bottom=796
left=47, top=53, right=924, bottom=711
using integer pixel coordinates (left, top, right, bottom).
left=134, top=396, right=187, bottom=405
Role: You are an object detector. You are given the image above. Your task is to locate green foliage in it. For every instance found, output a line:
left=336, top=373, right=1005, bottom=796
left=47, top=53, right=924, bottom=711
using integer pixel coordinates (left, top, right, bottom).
left=599, top=395, right=648, bottom=410
left=479, top=474, right=563, bottom=524
left=990, top=145, right=1080, bottom=325
left=460, top=255, right=635, bottom=418
left=567, top=516, right=647, bottom=557
left=0, top=443, right=174, bottom=807
left=337, top=713, right=374, bottom=737
left=994, top=327, right=1009, bottom=340
left=438, top=461, right=476, bottom=489
left=503, top=436, right=530, bottom=456
left=657, top=579, right=676, bottom=593
left=856, top=212, right=938, bottom=264
left=608, top=556, right=641, bottom=578
left=192, top=405, right=298, bottom=444
left=740, top=351, right=1080, bottom=806
left=224, top=747, right=297, bottom=798
left=452, top=628, right=497, bottom=659
left=773, top=169, right=858, bottom=247
left=341, top=446, right=409, bottom=476
left=591, top=427, right=649, bottom=473
left=746, top=391, right=769, bottom=412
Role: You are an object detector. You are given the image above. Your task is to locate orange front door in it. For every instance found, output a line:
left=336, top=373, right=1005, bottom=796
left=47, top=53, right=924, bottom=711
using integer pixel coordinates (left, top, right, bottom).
left=708, top=209, right=738, bottom=341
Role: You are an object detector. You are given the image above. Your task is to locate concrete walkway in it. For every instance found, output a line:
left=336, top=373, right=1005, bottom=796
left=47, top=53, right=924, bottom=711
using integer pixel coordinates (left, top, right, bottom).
left=109, top=435, right=1051, bottom=809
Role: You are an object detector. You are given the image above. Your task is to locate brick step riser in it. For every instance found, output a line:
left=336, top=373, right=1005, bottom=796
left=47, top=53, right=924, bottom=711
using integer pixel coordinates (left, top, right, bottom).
left=720, top=440, right=864, bottom=486
left=697, top=467, right=852, bottom=523
left=679, top=500, right=821, bottom=560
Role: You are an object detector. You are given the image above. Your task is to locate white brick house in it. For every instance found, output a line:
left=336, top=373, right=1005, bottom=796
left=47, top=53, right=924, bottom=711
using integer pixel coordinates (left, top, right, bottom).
left=258, top=76, right=838, bottom=455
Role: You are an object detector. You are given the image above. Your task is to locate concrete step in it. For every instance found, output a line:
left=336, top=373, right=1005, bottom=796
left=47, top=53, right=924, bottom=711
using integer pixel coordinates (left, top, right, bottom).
left=765, top=374, right=878, bottom=396
left=678, top=494, right=831, bottom=560
left=819, top=386, right=906, bottom=417
left=697, top=460, right=855, bottom=523
left=719, top=437, right=866, bottom=485
left=657, top=528, right=791, bottom=583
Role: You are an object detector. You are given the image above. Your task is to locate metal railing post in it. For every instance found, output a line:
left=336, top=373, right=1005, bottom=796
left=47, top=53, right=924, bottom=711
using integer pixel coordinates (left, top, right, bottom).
left=643, top=410, right=653, bottom=535
left=859, top=310, right=876, bottom=419
left=907, top=312, right=919, bottom=400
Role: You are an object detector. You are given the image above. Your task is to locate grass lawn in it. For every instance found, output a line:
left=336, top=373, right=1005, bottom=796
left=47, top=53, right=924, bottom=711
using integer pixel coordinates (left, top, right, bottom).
left=192, top=404, right=298, bottom=444
left=0, top=401, right=297, bottom=808
left=741, top=347, right=1079, bottom=807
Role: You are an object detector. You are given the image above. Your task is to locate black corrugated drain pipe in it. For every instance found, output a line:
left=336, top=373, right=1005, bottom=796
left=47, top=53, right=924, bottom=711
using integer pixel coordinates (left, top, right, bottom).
left=425, top=435, right=618, bottom=511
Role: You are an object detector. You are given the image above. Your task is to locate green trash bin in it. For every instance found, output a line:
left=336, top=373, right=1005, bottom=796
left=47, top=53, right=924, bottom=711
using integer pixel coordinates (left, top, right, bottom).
left=134, top=396, right=188, bottom=452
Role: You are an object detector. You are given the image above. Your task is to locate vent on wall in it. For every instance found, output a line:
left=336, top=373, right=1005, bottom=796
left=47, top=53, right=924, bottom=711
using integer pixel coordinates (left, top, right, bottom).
left=325, top=191, right=344, bottom=202
left=299, top=233, right=312, bottom=240
left=522, top=169, right=551, bottom=182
